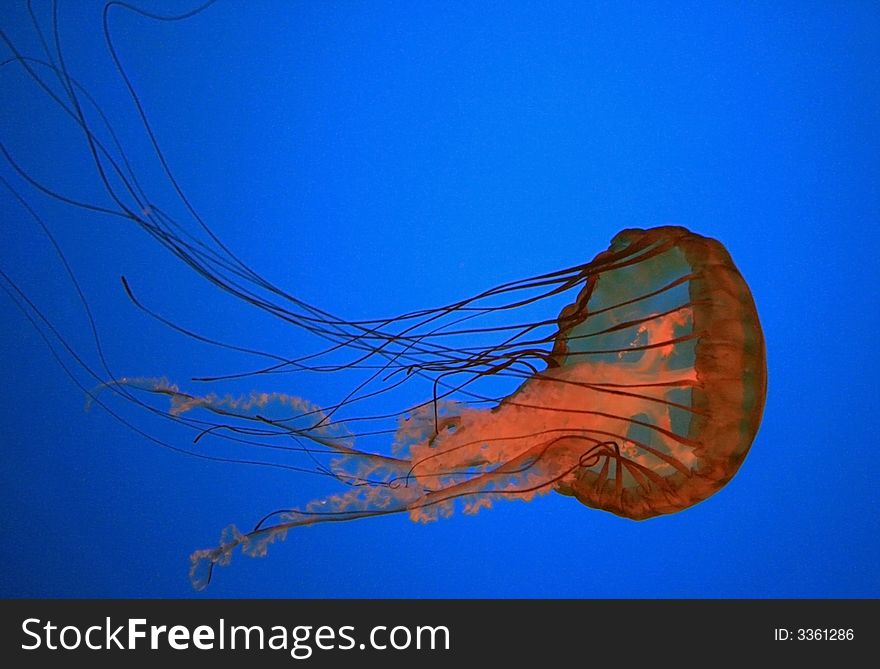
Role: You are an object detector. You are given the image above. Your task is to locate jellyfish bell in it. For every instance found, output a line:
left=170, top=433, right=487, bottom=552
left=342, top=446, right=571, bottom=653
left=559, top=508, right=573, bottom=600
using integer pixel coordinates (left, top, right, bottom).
left=142, top=225, right=765, bottom=589
left=548, top=226, right=767, bottom=519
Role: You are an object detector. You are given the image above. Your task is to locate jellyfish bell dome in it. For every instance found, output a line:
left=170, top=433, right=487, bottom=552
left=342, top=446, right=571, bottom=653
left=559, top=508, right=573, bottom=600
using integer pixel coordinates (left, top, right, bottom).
left=548, top=226, right=768, bottom=519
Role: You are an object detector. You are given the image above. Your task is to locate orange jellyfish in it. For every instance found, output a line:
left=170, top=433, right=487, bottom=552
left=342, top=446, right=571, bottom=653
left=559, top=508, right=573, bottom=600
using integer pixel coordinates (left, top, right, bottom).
left=117, top=225, right=766, bottom=589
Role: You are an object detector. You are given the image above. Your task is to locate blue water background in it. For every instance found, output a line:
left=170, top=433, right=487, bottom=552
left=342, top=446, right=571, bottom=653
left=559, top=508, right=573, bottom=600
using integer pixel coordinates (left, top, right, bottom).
left=1, top=1, right=878, bottom=597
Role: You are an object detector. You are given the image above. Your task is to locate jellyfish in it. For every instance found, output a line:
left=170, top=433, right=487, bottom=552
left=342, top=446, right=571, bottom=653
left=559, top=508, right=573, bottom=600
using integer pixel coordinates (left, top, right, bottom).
left=103, top=225, right=766, bottom=590
left=1, top=4, right=766, bottom=591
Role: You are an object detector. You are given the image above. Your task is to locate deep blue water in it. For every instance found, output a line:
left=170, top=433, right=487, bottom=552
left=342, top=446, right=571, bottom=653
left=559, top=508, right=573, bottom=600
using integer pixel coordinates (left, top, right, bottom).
left=1, top=1, right=878, bottom=598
